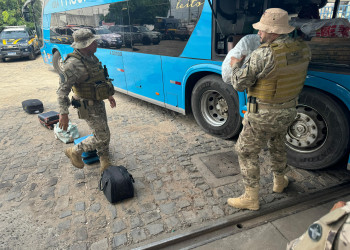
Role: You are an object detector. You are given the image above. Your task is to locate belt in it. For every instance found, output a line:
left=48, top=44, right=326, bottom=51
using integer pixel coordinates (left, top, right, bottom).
left=73, top=95, right=99, bottom=106
left=258, top=99, right=297, bottom=110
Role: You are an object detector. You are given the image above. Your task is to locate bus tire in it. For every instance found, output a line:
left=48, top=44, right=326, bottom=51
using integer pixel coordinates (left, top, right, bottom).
left=191, top=74, right=242, bottom=139
left=52, top=51, right=64, bottom=74
left=286, top=88, right=350, bottom=170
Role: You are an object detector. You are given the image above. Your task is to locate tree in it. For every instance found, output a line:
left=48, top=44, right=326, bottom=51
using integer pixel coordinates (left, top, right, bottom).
left=0, top=0, right=41, bottom=31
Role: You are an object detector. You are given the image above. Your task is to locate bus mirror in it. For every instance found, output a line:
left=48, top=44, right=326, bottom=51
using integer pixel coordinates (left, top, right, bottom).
left=22, top=6, right=31, bottom=22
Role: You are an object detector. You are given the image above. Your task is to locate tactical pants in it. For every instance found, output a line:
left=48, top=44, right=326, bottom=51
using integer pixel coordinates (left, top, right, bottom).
left=74, top=101, right=110, bottom=157
left=235, top=107, right=297, bottom=188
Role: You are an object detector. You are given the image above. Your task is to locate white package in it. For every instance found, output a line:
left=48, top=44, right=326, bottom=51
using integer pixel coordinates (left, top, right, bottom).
left=222, top=34, right=261, bottom=83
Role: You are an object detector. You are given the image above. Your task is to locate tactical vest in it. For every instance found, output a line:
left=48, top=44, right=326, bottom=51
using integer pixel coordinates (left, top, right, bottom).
left=248, top=39, right=310, bottom=104
left=65, top=52, right=114, bottom=100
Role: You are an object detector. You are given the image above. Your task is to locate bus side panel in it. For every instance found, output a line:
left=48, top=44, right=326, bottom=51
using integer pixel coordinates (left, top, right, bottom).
left=122, top=52, right=164, bottom=103
left=41, top=13, right=53, bottom=65
left=180, top=0, right=212, bottom=60
left=97, top=49, right=126, bottom=91
left=305, top=73, right=350, bottom=111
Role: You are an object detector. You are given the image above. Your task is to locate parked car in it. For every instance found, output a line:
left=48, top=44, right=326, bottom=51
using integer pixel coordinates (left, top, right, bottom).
left=0, top=26, right=40, bottom=61
left=133, top=26, right=161, bottom=45
left=50, top=29, right=73, bottom=44
left=93, top=27, right=122, bottom=49
left=109, top=25, right=143, bottom=47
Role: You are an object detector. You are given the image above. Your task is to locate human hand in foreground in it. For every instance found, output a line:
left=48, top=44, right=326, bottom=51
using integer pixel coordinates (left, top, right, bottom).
left=108, top=96, right=116, bottom=108
left=330, top=201, right=346, bottom=211
left=59, top=114, right=69, bottom=131
left=230, top=55, right=246, bottom=67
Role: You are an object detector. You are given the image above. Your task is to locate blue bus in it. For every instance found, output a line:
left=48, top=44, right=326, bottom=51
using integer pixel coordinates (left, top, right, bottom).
left=23, top=0, right=350, bottom=170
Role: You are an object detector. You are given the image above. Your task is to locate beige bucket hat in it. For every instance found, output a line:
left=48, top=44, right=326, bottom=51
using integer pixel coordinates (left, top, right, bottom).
left=71, top=28, right=99, bottom=49
left=252, top=8, right=295, bottom=34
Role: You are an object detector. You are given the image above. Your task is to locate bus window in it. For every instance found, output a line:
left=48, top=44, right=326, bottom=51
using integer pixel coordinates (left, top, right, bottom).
left=50, top=2, right=128, bottom=50
left=128, top=0, right=205, bottom=56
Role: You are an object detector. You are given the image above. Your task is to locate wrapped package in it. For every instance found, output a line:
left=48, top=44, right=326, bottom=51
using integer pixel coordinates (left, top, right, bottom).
left=222, top=34, right=261, bottom=83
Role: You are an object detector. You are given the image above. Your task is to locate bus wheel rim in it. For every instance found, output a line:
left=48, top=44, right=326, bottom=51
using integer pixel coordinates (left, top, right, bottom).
left=200, top=90, right=228, bottom=127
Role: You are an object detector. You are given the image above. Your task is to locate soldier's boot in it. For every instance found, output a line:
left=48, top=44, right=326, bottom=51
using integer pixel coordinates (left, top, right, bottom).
left=64, top=147, right=84, bottom=169
left=227, top=186, right=259, bottom=211
left=100, top=156, right=110, bottom=174
left=273, top=174, right=289, bottom=193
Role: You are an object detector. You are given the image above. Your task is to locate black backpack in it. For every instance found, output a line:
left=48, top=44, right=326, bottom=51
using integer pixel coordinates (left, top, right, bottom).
left=99, top=166, right=135, bottom=203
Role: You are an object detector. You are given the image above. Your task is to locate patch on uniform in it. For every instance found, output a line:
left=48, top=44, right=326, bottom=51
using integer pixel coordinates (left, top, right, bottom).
left=59, top=71, right=68, bottom=83
left=308, top=223, right=322, bottom=241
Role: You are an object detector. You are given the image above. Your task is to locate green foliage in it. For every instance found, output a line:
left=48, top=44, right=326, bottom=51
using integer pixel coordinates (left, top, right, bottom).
left=0, top=0, right=41, bottom=31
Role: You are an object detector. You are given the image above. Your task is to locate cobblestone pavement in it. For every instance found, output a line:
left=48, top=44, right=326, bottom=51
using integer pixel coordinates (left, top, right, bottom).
left=0, top=57, right=350, bottom=249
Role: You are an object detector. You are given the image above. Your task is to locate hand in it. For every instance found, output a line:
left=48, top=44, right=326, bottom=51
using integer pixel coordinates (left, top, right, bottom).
left=59, top=114, right=69, bottom=131
left=330, top=201, right=346, bottom=211
left=230, top=55, right=246, bottom=67
left=108, top=96, right=116, bottom=108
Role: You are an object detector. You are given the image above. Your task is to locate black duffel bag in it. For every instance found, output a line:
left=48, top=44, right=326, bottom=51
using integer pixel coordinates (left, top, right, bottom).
left=99, top=166, right=135, bottom=203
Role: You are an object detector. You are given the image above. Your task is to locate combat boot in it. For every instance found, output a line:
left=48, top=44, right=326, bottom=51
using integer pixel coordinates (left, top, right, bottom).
left=227, top=186, right=259, bottom=211
left=100, top=156, right=110, bottom=174
left=273, top=174, right=289, bottom=193
left=64, top=147, right=84, bottom=169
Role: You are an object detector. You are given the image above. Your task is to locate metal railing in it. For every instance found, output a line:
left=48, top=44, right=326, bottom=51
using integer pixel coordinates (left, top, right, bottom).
left=319, top=4, right=350, bottom=20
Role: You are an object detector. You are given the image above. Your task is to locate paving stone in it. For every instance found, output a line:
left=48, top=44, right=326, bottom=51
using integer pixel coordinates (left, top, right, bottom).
left=169, top=191, right=184, bottom=200
left=6, top=192, right=22, bottom=201
left=181, top=211, right=198, bottom=224
left=73, top=215, right=87, bottom=224
left=69, top=243, right=87, bottom=250
left=15, top=174, right=28, bottom=183
left=160, top=202, right=176, bottom=215
left=130, top=228, right=147, bottom=243
left=112, top=220, right=126, bottom=233
left=41, top=186, right=56, bottom=200
left=142, top=211, right=161, bottom=224
left=165, top=216, right=180, bottom=229
left=75, top=202, right=85, bottom=211
left=0, top=182, right=13, bottom=189
left=140, top=203, right=157, bottom=213
left=2, top=173, right=16, bottom=181
left=90, top=238, right=108, bottom=250
left=90, top=203, right=101, bottom=213
left=57, top=185, right=69, bottom=197
left=76, top=227, right=88, bottom=241
left=58, top=220, right=71, bottom=232
left=151, top=180, right=163, bottom=190
left=212, top=206, right=225, bottom=216
left=74, top=170, right=85, bottom=180
left=36, top=166, right=47, bottom=174
left=109, top=205, right=117, bottom=219
left=145, top=173, right=158, bottom=182
left=130, top=216, right=144, bottom=229
left=47, top=177, right=58, bottom=186
left=113, top=234, right=127, bottom=248
left=194, top=198, right=206, bottom=208
left=60, top=210, right=72, bottom=219
left=92, top=215, right=107, bottom=229
left=154, top=190, right=167, bottom=201
left=54, top=197, right=70, bottom=212
left=146, top=223, right=164, bottom=236
left=178, top=200, right=191, bottom=209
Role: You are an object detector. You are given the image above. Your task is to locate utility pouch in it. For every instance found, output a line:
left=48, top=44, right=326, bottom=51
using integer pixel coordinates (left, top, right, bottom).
left=95, top=81, right=115, bottom=101
left=77, top=101, right=89, bottom=119
left=247, top=96, right=257, bottom=113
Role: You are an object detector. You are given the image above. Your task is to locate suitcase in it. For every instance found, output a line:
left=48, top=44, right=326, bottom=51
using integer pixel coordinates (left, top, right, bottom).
left=22, top=99, right=44, bottom=114
left=38, top=111, right=59, bottom=130
left=39, top=119, right=58, bottom=130
left=99, top=166, right=135, bottom=203
left=74, top=135, right=100, bottom=165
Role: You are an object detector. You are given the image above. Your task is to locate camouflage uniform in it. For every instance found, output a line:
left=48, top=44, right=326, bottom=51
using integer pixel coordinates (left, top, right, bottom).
left=231, top=35, right=301, bottom=188
left=287, top=202, right=350, bottom=250
left=57, top=49, right=110, bottom=157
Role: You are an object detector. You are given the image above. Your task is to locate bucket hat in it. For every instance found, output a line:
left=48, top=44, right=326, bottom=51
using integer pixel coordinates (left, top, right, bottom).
left=71, top=28, right=98, bottom=49
left=253, top=8, right=295, bottom=34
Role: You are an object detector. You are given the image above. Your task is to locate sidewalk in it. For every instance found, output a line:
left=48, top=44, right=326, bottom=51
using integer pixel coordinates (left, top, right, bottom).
left=197, top=194, right=350, bottom=250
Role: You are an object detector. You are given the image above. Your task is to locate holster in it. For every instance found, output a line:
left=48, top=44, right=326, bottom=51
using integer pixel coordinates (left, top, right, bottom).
left=72, top=97, right=89, bottom=119
left=247, top=96, right=257, bottom=113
